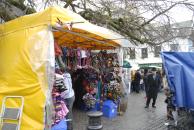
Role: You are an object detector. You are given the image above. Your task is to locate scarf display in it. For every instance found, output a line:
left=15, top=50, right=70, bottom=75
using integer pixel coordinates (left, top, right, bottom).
left=91, top=51, right=123, bottom=104
left=52, top=73, right=69, bottom=126
left=52, top=88, right=69, bottom=126
left=61, top=48, right=92, bottom=70
left=52, top=42, right=124, bottom=128
left=54, top=44, right=124, bottom=113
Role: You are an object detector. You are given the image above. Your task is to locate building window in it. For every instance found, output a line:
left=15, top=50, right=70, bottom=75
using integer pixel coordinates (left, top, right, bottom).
left=141, top=48, right=148, bottom=58
left=154, top=46, right=161, bottom=57
left=130, top=48, right=136, bottom=59
left=170, top=44, right=179, bottom=51
left=123, top=48, right=128, bottom=59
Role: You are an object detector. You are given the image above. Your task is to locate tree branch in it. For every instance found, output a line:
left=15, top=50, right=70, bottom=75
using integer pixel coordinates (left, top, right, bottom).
left=141, top=3, right=177, bottom=27
left=64, top=0, right=75, bottom=8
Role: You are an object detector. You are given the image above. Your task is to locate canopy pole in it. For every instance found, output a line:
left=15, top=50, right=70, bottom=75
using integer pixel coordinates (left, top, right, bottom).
left=52, top=27, right=118, bottom=48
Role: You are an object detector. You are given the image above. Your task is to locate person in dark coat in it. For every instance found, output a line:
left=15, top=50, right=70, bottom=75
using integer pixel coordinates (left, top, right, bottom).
left=145, top=68, right=161, bottom=108
left=156, top=70, right=162, bottom=91
left=143, top=69, right=149, bottom=97
left=134, top=70, right=141, bottom=93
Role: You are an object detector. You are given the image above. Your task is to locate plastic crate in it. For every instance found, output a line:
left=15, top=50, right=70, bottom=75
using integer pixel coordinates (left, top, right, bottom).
left=102, top=100, right=117, bottom=118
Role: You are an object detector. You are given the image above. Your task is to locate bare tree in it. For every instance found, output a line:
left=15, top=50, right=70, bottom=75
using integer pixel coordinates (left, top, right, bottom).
left=0, top=0, right=35, bottom=21
left=77, top=0, right=194, bottom=45
left=1, top=0, right=194, bottom=45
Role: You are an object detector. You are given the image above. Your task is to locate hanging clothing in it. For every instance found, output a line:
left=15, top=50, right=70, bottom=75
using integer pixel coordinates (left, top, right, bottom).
left=54, top=42, right=63, bottom=56
left=81, top=50, right=87, bottom=58
left=52, top=89, right=69, bottom=125
left=55, top=73, right=67, bottom=92
left=55, top=61, right=60, bottom=70
left=77, top=49, right=82, bottom=66
left=96, top=81, right=102, bottom=100
left=56, top=56, right=65, bottom=70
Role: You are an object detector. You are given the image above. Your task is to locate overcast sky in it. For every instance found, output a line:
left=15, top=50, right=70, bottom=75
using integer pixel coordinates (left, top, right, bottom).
left=34, top=0, right=194, bottom=23
left=143, top=0, right=194, bottom=22
left=141, top=4, right=194, bottom=23
left=170, top=6, right=193, bottom=22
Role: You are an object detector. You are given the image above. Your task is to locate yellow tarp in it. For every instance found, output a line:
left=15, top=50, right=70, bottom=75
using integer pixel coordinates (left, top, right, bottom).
left=0, top=6, right=125, bottom=130
left=0, top=25, right=53, bottom=130
left=0, top=6, right=124, bottom=49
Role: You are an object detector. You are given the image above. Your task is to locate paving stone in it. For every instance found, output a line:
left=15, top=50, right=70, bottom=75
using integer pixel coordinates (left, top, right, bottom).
left=73, top=92, right=194, bottom=130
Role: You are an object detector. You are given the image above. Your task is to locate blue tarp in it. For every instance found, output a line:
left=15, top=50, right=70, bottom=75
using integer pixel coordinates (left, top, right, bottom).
left=161, top=52, right=194, bottom=110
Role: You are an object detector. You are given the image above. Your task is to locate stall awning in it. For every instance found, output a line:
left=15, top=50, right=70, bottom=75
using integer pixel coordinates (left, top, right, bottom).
left=123, top=60, right=132, bottom=68
left=0, top=6, right=132, bottom=50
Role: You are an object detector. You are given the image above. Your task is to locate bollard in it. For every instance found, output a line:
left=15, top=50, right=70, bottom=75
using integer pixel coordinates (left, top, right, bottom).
left=87, top=111, right=103, bottom=130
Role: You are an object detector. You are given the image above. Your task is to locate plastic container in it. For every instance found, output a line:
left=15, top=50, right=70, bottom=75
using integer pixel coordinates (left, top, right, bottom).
left=102, top=100, right=117, bottom=118
left=95, top=100, right=101, bottom=111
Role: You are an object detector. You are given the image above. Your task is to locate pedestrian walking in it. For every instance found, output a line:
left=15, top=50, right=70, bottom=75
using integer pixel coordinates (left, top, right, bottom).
left=130, top=70, right=135, bottom=93
left=156, top=70, right=162, bottom=91
left=134, top=70, right=141, bottom=93
left=143, top=69, right=149, bottom=98
left=145, top=68, right=161, bottom=108
left=139, top=70, right=144, bottom=91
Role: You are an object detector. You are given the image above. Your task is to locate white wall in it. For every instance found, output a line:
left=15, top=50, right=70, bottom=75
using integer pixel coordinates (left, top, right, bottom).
left=127, top=38, right=193, bottom=65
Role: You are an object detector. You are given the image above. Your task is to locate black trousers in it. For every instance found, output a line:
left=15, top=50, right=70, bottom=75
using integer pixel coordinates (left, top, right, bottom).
left=146, top=95, right=157, bottom=106
left=133, top=82, right=140, bottom=93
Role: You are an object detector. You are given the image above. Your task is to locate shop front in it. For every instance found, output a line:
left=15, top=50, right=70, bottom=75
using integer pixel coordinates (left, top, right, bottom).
left=139, top=63, right=162, bottom=68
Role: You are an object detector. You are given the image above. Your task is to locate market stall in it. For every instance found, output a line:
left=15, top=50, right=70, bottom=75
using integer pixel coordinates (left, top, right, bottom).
left=0, top=6, right=131, bottom=130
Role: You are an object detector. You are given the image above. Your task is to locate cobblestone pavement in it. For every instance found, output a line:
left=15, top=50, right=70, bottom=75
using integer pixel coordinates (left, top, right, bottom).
left=73, top=92, right=193, bottom=130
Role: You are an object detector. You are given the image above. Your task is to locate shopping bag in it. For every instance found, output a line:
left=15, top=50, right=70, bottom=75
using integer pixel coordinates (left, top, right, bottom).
left=51, top=119, right=67, bottom=130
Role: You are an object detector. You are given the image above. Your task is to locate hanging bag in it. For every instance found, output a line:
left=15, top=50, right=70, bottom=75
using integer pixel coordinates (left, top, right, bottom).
left=77, top=49, right=81, bottom=66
